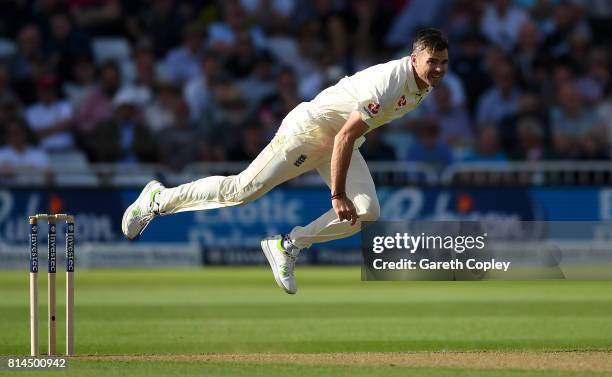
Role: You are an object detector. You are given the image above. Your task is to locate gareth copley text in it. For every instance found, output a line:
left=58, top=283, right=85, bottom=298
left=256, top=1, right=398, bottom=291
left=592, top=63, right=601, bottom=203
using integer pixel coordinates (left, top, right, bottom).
left=372, top=232, right=487, bottom=253
left=372, top=258, right=511, bottom=272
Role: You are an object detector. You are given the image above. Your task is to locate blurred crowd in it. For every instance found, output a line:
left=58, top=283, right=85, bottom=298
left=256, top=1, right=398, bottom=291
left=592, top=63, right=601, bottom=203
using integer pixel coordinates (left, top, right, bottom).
left=0, top=0, right=611, bottom=177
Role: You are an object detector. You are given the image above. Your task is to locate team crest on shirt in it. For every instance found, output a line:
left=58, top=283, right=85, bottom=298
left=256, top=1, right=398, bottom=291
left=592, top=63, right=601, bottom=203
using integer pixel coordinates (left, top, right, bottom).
left=364, top=102, right=380, bottom=117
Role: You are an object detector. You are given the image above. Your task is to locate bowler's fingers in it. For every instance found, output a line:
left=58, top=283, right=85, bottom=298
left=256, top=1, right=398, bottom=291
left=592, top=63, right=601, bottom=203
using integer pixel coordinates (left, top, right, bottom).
left=334, top=201, right=359, bottom=225
left=344, top=203, right=358, bottom=225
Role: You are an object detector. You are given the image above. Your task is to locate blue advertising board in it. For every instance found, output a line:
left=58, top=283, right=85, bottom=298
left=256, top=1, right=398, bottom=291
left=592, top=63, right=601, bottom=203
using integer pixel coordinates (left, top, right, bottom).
left=0, top=186, right=609, bottom=249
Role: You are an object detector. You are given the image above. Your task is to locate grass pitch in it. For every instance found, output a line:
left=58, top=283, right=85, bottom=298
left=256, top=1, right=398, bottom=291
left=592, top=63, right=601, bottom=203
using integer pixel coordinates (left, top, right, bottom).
left=0, top=267, right=611, bottom=376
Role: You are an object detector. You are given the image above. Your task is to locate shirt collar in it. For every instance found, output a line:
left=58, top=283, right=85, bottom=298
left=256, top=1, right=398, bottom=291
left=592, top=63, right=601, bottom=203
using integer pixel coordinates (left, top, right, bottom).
left=406, top=57, right=432, bottom=95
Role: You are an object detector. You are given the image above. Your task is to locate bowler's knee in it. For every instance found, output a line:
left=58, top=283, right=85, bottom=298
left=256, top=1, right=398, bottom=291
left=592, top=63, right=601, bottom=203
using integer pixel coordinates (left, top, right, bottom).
left=357, top=196, right=380, bottom=223
left=219, top=175, right=262, bottom=204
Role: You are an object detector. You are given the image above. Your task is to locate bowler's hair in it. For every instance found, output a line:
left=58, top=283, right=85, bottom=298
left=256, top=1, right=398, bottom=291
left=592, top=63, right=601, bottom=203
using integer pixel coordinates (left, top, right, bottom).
left=412, top=28, right=448, bottom=54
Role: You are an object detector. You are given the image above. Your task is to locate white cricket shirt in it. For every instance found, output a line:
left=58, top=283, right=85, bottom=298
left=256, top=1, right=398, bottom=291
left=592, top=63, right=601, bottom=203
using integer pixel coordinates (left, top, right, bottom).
left=306, top=56, right=432, bottom=145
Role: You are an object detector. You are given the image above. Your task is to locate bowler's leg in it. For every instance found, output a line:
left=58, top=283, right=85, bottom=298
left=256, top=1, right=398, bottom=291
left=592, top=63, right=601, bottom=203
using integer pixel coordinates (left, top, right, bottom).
left=289, top=150, right=380, bottom=249
left=122, top=132, right=321, bottom=239
left=156, top=133, right=320, bottom=214
left=261, top=150, right=379, bottom=293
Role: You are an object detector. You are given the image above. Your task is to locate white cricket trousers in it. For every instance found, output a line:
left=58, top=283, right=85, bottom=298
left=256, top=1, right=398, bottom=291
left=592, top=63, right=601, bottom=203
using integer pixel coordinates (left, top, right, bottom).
left=156, top=109, right=380, bottom=249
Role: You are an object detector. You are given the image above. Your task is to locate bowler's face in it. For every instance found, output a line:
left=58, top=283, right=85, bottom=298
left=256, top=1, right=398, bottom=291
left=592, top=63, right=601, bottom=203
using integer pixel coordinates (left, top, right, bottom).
left=412, top=48, right=449, bottom=88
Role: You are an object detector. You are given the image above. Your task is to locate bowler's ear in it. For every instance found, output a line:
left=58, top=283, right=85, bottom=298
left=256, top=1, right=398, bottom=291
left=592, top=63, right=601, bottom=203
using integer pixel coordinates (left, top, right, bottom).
left=410, top=54, right=417, bottom=66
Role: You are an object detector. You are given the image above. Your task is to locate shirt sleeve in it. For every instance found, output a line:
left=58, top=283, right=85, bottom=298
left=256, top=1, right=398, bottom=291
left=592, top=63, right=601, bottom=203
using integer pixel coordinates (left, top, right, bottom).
left=355, top=98, right=382, bottom=125
left=353, top=66, right=399, bottom=127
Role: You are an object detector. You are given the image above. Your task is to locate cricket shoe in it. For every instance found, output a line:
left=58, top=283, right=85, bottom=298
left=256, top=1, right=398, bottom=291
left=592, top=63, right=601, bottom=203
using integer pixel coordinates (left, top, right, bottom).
left=121, top=180, right=164, bottom=239
left=261, top=235, right=300, bottom=294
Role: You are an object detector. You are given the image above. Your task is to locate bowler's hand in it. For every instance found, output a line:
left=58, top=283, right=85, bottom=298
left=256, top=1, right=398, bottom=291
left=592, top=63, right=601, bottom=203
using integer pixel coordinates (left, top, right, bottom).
left=332, top=196, right=359, bottom=225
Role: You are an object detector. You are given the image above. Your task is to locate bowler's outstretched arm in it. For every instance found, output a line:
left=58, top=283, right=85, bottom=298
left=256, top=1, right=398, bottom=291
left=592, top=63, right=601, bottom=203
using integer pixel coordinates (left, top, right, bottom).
left=331, top=111, right=369, bottom=225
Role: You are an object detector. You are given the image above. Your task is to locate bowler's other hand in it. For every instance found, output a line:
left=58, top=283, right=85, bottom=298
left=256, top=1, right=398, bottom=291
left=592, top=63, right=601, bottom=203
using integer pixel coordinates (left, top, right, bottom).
left=332, top=196, right=359, bottom=225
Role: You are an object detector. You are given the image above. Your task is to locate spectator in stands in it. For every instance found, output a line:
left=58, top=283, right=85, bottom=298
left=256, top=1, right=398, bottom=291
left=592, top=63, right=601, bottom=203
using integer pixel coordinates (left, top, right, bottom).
left=0, top=100, right=22, bottom=136
left=8, top=24, right=51, bottom=104
left=476, top=60, right=521, bottom=127
left=405, top=119, right=453, bottom=171
left=425, top=82, right=473, bottom=147
left=543, top=1, right=592, bottom=60
left=225, top=29, right=263, bottom=79
left=499, top=91, right=551, bottom=156
left=480, top=0, right=528, bottom=51
left=436, top=69, right=467, bottom=109
left=63, top=55, right=97, bottom=108
left=350, top=42, right=376, bottom=76
left=227, top=121, right=267, bottom=161
left=360, top=129, right=396, bottom=161
left=24, top=75, right=75, bottom=151
left=236, top=51, right=277, bottom=113
left=349, top=0, right=395, bottom=64
left=14, top=56, right=54, bottom=106
left=0, top=0, right=30, bottom=38
left=452, top=30, right=491, bottom=116
left=126, top=0, right=185, bottom=59
left=8, top=24, right=43, bottom=82
left=305, top=0, right=350, bottom=63
left=293, top=21, right=326, bottom=99
left=75, top=61, right=121, bottom=151
left=132, top=41, right=158, bottom=91
left=566, top=24, right=593, bottom=75
left=257, top=66, right=301, bottom=139
left=239, top=0, right=295, bottom=34
left=204, top=84, right=251, bottom=153
left=0, top=117, right=50, bottom=180
left=579, top=127, right=609, bottom=160
left=184, top=53, right=223, bottom=122
left=463, top=126, right=508, bottom=163
left=547, top=62, right=576, bottom=107
left=155, top=97, right=200, bottom=171
left=0, top=64, right=21, bottom=106
left=30, top=0, right=64, bottom=36
left=0, top=64, right=23, bottom=139
left=511, top=117, right=551, bottom=161
left=552, top=61, right=576, bottom=86
left=385, top=0, right=447, bottom=48
left=597, top=84, right=612, bottom=154
left=47, top=11, right=92, bottom=82
left=576, top=47, right=610, bottom=105
left=446, top=0, right=482, bottom=48
left=0, top=0, right=610, bottom=167
left=580, top=0, right=612, bottom=45
left=551, top=81, right=607, bottom=159
left=512, top=18, right=547, bottom=87
left=68, top=0, right=123, bottom=36
left=208, top=0, right=267, bottom=53
left=163, top=22, right=206, bottom=84
left=91, top=86, right=156, bottom=163
left=145, top=81, right=183, bottom=133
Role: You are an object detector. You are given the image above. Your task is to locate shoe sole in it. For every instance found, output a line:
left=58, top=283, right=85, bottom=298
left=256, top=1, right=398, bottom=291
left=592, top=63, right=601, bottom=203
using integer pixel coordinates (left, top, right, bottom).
left=121, top=180, right=159, bottom=239
left=261, top=240, right=296, bottom=294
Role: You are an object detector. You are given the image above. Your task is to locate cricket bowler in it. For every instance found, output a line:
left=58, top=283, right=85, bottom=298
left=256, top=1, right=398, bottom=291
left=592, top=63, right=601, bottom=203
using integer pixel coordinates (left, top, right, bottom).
left=122, top=28, right=449, bottom=294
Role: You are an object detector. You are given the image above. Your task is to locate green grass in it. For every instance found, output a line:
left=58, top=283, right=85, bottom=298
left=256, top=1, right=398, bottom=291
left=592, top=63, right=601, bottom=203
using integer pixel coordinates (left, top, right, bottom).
left=2, top=361, right=611, bottom=377
left=0, top=267, right=611, bottom=376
